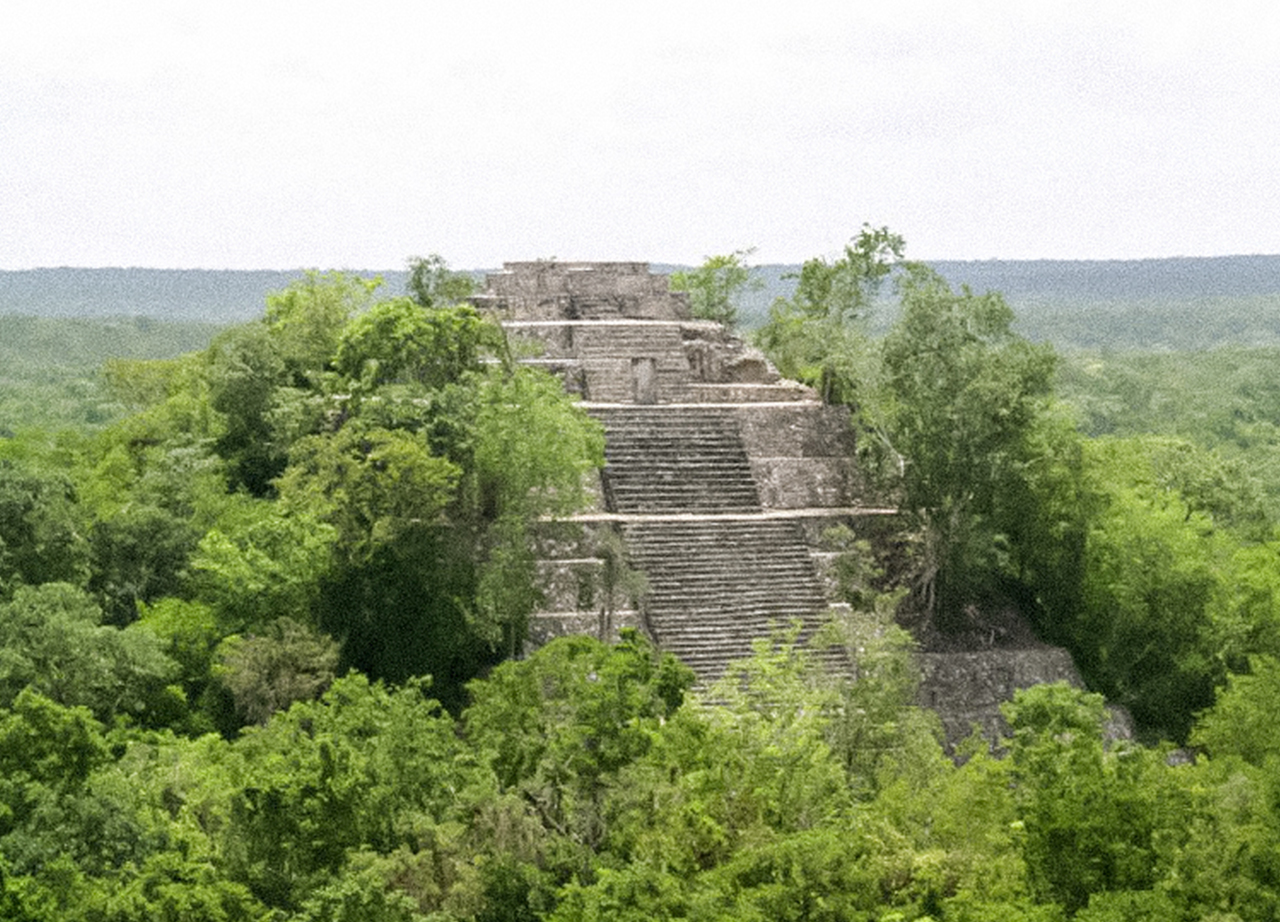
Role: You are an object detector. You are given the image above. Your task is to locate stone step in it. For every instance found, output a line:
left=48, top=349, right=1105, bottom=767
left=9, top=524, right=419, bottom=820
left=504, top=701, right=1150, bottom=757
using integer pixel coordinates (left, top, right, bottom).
left=598, top=406, right=761, bottom=516
left=631, top=557, right=818, bottom=570
left=583, top=399, right=847, bottom=682
left=606, top=470, right=758, bottom=483
left=606, top=498, right=760, bottom=515
left=603, top=434, right=746, bottom=448
left=607, top=458, right=744, bottom=468
left=605, top=441, right=748, bottom=453
left=616, top=516, right=841, bottom=682
left=626, top=558, right=816, bottom=572
left=627, top=560, right=820, bottom=576
left=643, top=593, right=824, bottom=606
left=641, top=579, right=824, bottom=591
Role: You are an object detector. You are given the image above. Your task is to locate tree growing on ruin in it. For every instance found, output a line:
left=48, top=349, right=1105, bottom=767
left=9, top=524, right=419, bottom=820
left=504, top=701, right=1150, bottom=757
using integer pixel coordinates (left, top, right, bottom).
left=755, top=225, right=903, bottom=405
left=669, top=248, right=762, bottom=329
left=880, top=264, right=1058, bottom=627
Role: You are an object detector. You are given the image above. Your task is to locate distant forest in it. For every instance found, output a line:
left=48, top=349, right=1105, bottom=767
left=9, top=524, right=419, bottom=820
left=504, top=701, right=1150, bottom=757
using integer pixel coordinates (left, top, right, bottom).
left=728, top=255, right=1280, bottom=349
left=0, top=268, right=416, bottom=324
left=6, top=255, right=1280, bottom=350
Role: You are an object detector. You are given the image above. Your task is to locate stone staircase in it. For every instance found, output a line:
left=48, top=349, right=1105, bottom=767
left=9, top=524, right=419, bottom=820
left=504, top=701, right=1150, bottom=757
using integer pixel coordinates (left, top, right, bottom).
left=505, top=320, right=692, bottom=404
left=583, top=402, right=848, bottom=682
left=592, top=405, right=760, bottom=513
left=620, top=517, right=844, bottom=680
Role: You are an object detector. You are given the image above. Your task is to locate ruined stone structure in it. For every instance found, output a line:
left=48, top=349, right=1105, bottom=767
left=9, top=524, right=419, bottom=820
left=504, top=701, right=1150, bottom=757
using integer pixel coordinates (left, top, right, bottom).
left=474, top=261, right=1086, bottom=740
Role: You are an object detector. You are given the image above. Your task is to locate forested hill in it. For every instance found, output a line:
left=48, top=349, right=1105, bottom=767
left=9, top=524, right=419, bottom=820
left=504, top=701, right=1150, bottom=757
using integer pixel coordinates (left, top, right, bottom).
left=927, top=255, right=1280, bottom=302
left=723, top=254, right=1280, bottom=349
left=6, top=255, right=1280, bottom=349
left=0, top=268, right=411, bottom=323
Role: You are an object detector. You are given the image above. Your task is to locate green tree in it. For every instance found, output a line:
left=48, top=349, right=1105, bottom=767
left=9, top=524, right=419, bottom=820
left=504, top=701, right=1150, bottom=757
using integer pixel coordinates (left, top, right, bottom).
left=788, top=225, right=904, bottom=324
left=668, top=248, right=762, bottom=328
left=816, top=578, right=939, bottom=794
left=1193, top=654, right=1280, bottom=765
left=406, top=253, right=477, bottom=308
left=88, top=502, right=199, bottom=625
left=263, top=270, right=381, bottom=386
left=334, top=298, right=500, bottom=390
left=201, top=321, right=302, bottom=497
left=215, top=618, right=341, bottom=727
left=755, top=226, right=903, bottom=405
left=0, top=461, right=90, bottom=596
left=991, top=402, right=1088, bottom=646
left=100, top=355, right=190, bottom=414
left=1144, top=734, right=1280, bottom=922
left=134, top=596, right=222, bottom=731
left=467, top=367, right=606, bottom=653
left=221, top=673, right=473, bottom=912
left=460, top=632, right=691, bottom=917
left=462, top=631, right=691, bottom=845
left=189, top=497, right=337, bottom=634
left=880, top=264, right=1058, bottom=625
left=273, top=423, right=472, bottom=697
left=1072, top=438, right=1227, bottom=738
left=0, top=688, right=108, bottom=795
left=1002, top=684, right=1157, bottom=912
left=0, top=583, right=180, bottom=725
left=275, top=424, right=461, bottom=562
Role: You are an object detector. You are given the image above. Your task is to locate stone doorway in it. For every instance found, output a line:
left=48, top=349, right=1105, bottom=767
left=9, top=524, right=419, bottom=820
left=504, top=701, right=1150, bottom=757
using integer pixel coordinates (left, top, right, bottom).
left=631, top=357, right=658, bottom=404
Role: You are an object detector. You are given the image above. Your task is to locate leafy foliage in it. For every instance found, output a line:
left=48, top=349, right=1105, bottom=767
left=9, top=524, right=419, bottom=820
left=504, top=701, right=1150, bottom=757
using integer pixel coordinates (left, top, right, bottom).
left=754, top=225, right=902, bottom=405
left=0, top=583, right=179, bottom=724
left=1003, top=685, right=1157, bottom=911
left=335, top=299, right=500, bottom=390
left=668, top=249, right=762, bottom=328
left=215, top=617, right=340, bottom=726
left=881, top=264, right=1059, bottom=621
left=0, top=462, right=91, bottom=596
left=406, top=253, right=478, bottom=308
left=790, top=226, right=904, bottom=322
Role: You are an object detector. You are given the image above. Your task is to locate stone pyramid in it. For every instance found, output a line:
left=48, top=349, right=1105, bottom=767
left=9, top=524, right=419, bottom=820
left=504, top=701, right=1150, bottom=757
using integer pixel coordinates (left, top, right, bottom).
left=474, top=261, right=1089, bottom=741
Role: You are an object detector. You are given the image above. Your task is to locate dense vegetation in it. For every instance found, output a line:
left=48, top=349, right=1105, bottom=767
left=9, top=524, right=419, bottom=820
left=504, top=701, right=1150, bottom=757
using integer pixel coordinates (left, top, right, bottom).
left=1, top=263, right=605, bottom=721
left=5, top=247, right=1280, bottom=918
left=0, top=315, right=223, bottom=433
left=744, top=229, right=1280, bottom=743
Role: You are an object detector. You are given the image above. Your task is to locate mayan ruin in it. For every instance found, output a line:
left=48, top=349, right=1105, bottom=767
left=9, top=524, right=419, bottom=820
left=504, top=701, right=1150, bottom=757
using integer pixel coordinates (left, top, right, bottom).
left=472, top=261, right=1086, bottom=741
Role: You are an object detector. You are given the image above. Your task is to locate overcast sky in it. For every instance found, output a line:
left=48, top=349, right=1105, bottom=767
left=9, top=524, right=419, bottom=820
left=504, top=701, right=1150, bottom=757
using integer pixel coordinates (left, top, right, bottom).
left=3, top=1, right=1278, bottom=270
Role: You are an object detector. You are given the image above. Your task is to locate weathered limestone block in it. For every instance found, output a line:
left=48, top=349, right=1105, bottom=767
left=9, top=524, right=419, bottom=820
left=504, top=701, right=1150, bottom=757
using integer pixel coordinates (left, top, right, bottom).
left=686, top=382, right=817, bottom=403
left=681, top=321, right=781, bottom=385
left=917, top=648, right=1084, bottom=744
left=732, top=403, right=852, bottom=454
left=750, top=458, right=858, bottom=508
left=536, top=558, right=605, bottom=613
left=732, top=404, right=862, bottom=508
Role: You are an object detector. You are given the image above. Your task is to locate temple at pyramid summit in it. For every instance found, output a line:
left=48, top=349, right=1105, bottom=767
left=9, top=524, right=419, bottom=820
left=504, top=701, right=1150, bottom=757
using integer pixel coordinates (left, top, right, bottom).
left=472, top=261, right=1088, bottom=741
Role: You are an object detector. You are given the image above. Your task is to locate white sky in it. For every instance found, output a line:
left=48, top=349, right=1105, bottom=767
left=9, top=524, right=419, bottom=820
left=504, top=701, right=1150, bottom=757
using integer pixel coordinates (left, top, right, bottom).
left=2, top=0, right=1278, bottom=269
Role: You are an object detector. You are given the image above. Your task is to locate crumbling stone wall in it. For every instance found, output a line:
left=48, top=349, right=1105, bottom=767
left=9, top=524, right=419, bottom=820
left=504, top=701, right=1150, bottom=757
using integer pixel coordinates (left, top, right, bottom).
left=473, top=261, right=691, bottom=322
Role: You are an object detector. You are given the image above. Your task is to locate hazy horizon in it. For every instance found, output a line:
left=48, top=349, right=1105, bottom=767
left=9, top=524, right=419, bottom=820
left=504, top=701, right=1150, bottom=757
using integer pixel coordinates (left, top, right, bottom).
left=8, top=253, right=1280, bottom=274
